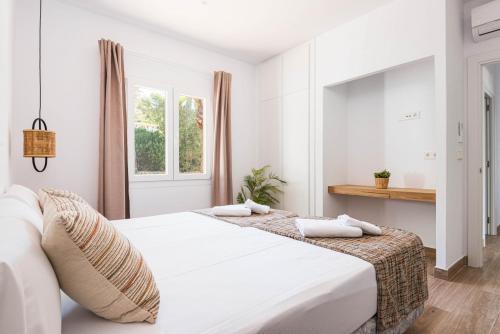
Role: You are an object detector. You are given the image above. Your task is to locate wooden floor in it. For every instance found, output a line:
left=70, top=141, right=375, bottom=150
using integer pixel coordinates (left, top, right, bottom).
left=406, top=236, right=500, bottom=333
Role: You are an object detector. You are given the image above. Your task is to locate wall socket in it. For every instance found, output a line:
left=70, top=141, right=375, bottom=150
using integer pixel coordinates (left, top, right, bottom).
left=424, top=151, right=436, bottom=160
left=400, top=111, right=421, bottom=121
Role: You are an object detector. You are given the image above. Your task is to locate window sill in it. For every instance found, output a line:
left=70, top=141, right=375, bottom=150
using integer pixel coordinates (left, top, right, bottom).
left=129, top=178, right=211, bottom=189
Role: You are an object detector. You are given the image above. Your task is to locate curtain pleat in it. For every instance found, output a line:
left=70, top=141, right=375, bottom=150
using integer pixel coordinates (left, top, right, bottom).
left=98, top=39, right=130, bottom=219
left=212, top=71, right=233, bottom=205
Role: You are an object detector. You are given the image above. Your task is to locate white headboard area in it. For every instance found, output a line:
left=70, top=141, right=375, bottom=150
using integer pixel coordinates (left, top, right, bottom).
left=0, top=0, right=13, bottom=192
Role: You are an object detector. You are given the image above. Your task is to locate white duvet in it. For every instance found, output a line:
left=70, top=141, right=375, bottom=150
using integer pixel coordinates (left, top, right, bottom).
left=61, top=212, right=377, bottom=334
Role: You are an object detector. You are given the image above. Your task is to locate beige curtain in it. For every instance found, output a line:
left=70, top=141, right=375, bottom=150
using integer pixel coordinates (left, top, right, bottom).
left=98, top=39, right=130, bottom=219
left=212, top=71, right=233, bottom=205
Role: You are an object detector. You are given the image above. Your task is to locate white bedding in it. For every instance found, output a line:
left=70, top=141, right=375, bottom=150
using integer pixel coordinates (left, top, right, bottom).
left=62, top=212, right=377, bottom=334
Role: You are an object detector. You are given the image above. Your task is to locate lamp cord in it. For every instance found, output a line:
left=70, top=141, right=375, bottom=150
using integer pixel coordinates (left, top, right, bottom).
left=31, top=0, right=48, bottom=173
left=38, top=0, right=42, bottom=122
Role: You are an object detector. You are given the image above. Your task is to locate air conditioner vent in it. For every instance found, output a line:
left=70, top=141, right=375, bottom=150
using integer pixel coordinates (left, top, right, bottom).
left=471, top=0, right=500, bottom=42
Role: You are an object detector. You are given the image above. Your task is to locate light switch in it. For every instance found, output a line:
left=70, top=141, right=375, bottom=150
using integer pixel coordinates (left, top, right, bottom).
left=457, top=122, right=464, bottom=143
left=456, top=149, right=464, bottom=160
left=400, top=111, right=421, bottom=121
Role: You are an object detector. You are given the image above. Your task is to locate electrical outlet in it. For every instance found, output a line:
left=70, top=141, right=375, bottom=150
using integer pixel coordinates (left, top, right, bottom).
left=424, top=151, right=436, bottom=160
left=400, top=111, right=421, bottom=121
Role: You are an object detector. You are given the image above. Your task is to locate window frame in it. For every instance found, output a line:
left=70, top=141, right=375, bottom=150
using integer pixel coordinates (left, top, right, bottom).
left=127, top=77, right=174, bottom=182
left=127, top=77, right=212, bottom=183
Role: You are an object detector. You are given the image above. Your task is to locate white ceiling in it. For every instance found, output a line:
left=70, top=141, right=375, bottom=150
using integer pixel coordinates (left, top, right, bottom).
left=63, top=0, right=395, bottom=63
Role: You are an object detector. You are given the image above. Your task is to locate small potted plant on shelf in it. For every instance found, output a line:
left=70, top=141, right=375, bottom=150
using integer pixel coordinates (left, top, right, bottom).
left=374, top=169, right=391, bottom=189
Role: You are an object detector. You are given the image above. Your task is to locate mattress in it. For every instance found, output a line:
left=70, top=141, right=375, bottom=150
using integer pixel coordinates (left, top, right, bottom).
left=61, top=212, right=377, bottom=334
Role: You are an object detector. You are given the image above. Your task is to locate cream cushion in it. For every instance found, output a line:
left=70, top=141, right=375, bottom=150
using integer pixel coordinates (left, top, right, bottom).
left=4, top=184, right=41, bottom=210
left=2, top=184, right=43, bottom=230
left=0, top=197, right=44, bottom=232
left=40, top=189, right=160, bottom=324
left=0, top=217, right=61, bottom=334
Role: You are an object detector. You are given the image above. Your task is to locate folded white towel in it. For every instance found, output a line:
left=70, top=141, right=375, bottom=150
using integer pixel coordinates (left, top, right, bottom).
left=212, top=204, right=251, bottom=217
left=295, top=218, right=363, bottom=238
left=337, top=214, right=382, bottom=235
left=244, top=199, right=270, bottom=214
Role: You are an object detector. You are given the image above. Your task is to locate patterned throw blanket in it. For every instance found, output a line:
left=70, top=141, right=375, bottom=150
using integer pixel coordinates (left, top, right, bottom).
left=194, top=210, right=428, bottom=332
left=195, top=208, right=298, bottom=227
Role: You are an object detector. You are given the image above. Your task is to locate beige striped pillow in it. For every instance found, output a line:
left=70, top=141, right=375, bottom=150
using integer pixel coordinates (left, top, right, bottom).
left=40, top=189, right=160, bottom=323
left=39, top=189, right=88, bottom=231
left=39, top=188, right=87, bottom=206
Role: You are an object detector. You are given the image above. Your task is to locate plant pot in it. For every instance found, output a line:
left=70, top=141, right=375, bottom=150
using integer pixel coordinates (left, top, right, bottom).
left=375, top=177, right=389, bottom=189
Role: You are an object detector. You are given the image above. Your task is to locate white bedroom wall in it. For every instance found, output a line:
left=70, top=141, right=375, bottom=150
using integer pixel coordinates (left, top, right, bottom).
left=384, top=60, right=437, bottom=189
left=443, top=0, right=466, bottom=271
left=256, top=42, right=313, bottom=215
left=257, top=56, right=282, bottom=180
left=323, top=59, right=437, bottom=247
left=313, top=0, right=465, bottom=269
left=0, top=0, right=14, bottom=192
left=345, top=74, right=385, bottom=186
left=322, top=85, right=348, bottom=218
left=463, top=0, right=500, bottom=266
left=254, top=0, right=463, bottom=267
left=281, top=44, right=312, bottom=216
left=347, top=60, right=437, bottom=248
left=315, top=0, right=445, bottom=217
left=11, top=0, right=257, bottom=215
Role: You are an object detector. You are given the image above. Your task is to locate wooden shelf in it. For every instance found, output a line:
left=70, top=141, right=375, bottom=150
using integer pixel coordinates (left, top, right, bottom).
left=328, top=184, right=436, bottom=203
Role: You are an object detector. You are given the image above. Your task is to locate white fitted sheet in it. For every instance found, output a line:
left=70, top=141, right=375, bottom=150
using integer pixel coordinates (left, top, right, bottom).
left=62, top=212, right=377, bottom=334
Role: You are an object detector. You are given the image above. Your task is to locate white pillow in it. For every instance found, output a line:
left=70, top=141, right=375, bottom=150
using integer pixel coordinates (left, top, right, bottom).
left=0, top=217, right=61, bottom=334
left=0, top=198, right=43, bottom=232
left=4, top=184, right=41, bottom=212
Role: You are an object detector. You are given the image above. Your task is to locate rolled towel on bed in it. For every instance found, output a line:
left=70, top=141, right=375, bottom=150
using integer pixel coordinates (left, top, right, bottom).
left=212, top=204, right=252, bottom=217
left=244, top=199, right=270, bottom=214
left=295, top=219, right=363, bottom=238
left=337, top=214, right=382, bottom=235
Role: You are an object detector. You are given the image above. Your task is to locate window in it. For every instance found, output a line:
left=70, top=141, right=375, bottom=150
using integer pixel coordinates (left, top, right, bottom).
left=132, top=85, right=167, bottom=176
left=128, top=79, right=210, bottom=182
left=178, top=95, right=206, bottom=175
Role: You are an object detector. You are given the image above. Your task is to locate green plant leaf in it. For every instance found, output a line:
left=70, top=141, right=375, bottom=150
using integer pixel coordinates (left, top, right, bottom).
left=374, top=169, right=391, bottom=178
left=237, top=165, right=286, bottom=206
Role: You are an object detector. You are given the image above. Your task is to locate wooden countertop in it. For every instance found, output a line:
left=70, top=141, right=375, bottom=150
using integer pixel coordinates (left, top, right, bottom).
left=328, top=184, right=436, bottom=203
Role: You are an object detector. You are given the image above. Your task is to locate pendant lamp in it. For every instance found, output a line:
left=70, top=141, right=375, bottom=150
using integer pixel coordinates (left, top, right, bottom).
left=23, top=0, right=56, bottom=172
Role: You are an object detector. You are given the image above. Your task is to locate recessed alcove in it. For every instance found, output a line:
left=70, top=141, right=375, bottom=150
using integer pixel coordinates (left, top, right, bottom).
left=322, top=57, right=436, bottom=247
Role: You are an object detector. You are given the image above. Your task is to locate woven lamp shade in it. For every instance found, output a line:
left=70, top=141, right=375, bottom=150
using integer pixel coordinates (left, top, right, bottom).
left=23, top=129, right=56, bottom=158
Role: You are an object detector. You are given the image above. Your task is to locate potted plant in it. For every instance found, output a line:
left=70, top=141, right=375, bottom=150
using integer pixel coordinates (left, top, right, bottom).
left=374, top=169, right=391, bottom=189
left=236, top=165, right=287, bottom=206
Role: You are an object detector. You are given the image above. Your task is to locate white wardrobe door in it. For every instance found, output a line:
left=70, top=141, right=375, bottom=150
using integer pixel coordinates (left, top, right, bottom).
left=258, top=98, right=282, bottom=176
left=282, top=90, right=309, bottom=216
left=258, top=56, right=282, bottom=101
left=283, top=45, right=309, bottom=95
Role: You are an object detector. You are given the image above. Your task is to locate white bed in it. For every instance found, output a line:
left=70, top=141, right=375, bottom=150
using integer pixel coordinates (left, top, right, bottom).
left=61, top=212, right=377, bottom=334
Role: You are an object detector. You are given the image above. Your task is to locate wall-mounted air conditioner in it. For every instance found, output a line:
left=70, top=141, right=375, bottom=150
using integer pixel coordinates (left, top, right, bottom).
left=472, top=0, right=500, bottom=42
